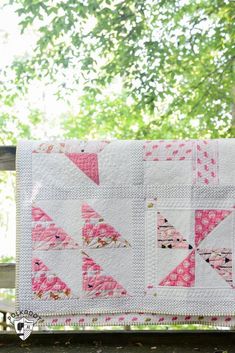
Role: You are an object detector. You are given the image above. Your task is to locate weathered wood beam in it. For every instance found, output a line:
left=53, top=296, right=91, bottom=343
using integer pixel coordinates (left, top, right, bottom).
left=0, top=263, right=15, bottom=288
left=0, top=331, right=235, bottom=351
left=0, top=299, right=14, bottom=314
left=0, top=146, right=16, bottom=171
left=0, top=146, right=16, bottom=290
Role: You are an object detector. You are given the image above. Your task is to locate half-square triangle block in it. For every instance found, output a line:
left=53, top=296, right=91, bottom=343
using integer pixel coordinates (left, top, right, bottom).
left=159, top=250, right=195, bottom=287
left=157, top=211, right=192, bottom=249
left=66, top=153, right=99, bottom=184
left=82, top=252, right=129, bottom=298
left=82, top=202, right=131, bottom=248
left=195, top=209, right=231, bottom=246
left=32, top=206, right=79, bottom=250
left=32, top=258, right=71, bottom=299
left=197, top=248, right=233, bottom=288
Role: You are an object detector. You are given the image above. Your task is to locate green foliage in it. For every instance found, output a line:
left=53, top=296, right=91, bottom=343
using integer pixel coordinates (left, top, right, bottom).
left=0, top=109, right=45, bottom=144
left=7, top=0, right=235, bottom=137
left=0, top=256, right=15, bottom=263
left=63, top=90, right=231, bottom=139
left=63, top=92, right=150, bottom=139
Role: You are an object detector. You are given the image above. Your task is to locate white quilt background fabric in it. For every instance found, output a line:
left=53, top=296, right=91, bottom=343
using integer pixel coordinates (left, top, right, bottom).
left=15, top=139, right=235, bottom=327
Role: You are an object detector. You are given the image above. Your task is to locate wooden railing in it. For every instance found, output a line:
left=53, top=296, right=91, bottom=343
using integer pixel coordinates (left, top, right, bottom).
left=0, top=146, right=16, bottom=170
left=0, top=146, right=16, bottom=292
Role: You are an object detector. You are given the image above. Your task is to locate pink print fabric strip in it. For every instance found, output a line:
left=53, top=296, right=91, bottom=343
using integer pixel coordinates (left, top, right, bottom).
left=16, top=139, right=235, bottom=326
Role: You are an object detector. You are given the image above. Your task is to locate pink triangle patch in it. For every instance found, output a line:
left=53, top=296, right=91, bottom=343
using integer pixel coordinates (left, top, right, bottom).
left=157, top=212, right=192, bottom=249
left=195, top=210, right=231, bottom=246
left=32, top=258, right=49, bottom=272
left=32, top=258, right=71, bottom=299
left=82, top=203, right=102, bottom=219
left=66, top=153, right=99, bottom=184
left=82, top=252, right=128, bottom=298
left=32, top=223, right=79, bottom=250
left=197, top=248, right=233, bottom=287
left=82, top=202, right=130, bottom=248
left=159, top=251, right=195, bottom=287
left=32, top=206, right=52, bottom=222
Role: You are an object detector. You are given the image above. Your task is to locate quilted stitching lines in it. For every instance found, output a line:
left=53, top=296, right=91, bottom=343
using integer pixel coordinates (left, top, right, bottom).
left=81, top=202, right=130, bottom=298
left=157, top=212, right=192, bottom=250
left=196, top=140, right=219, bottom=185
left=82, top=252, right=128, bottom=298
left=195, top=210, right=231, bottom=246
left=32, top=199, right=131, bottom=299
left=66, top=153, right=100, bottom=185
left=157, top=209, right=233, bottom=288
left=32, top=205, right=79, bottom=250
left=197, top=248, right=233, bottom=287
left=32, top=258, right=72, bottom=300
left=22, top=139, right=235, bottom=320
left=32, top=140, right=110, bottom=185
left=32, top=206, right=52, bottom=222
left=143, top=139, right=219, bottom=185
left=32, top=223, right=79, bottom=250
left=143, top=140, right=193, bottom=161
left=159, top=251, right=195, bottom=287
left=82, top=202, right=131, bottom=249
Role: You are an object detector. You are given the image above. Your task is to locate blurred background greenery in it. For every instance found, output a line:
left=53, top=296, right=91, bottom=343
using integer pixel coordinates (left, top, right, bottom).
left=0, top=0, right=234, bottom=330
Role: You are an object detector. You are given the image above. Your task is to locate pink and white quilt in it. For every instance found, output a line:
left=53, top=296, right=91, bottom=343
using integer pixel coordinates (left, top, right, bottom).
left=15, top=139, right=235, bottom=327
